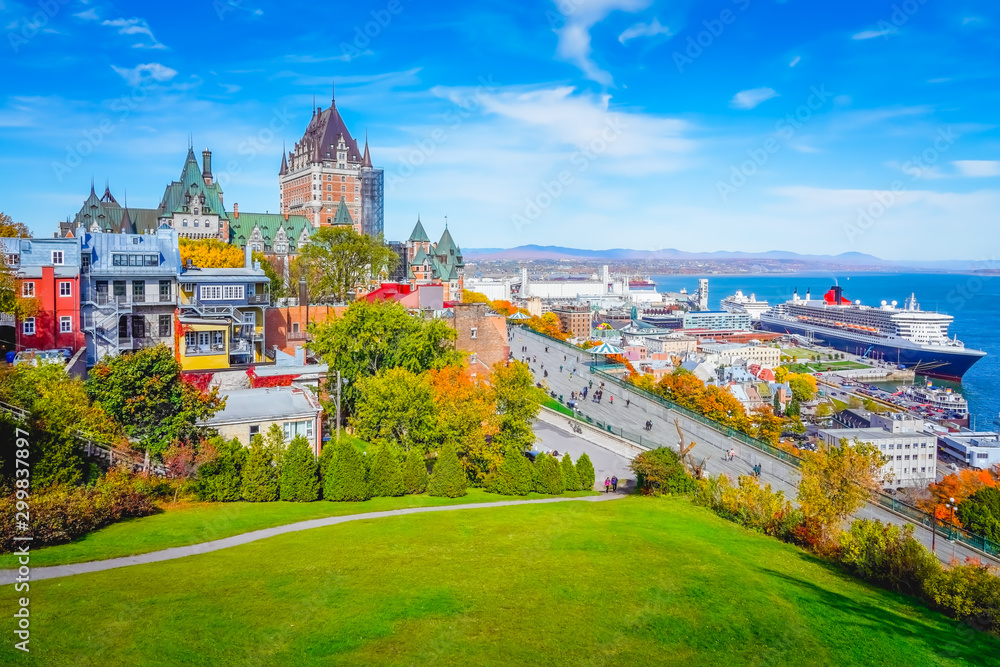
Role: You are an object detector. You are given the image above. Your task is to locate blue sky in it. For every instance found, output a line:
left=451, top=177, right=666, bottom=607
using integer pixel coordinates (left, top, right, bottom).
left=1, top=0, right=998, bottom=260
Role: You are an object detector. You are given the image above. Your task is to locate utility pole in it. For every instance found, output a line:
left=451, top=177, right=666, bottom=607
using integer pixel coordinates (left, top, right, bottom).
left=335, top=370, right=341, bottom=443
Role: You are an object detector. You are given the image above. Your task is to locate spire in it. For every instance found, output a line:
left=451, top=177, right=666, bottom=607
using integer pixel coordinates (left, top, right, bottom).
left=90, top=177, right=95, bottom=196
left=361, top=132, right=372, bottom=168
left=331, top=80, right=336, bottom=108
left=312, top=94, right=316, bottom=116
left=280, top=141, right=288, bottom=175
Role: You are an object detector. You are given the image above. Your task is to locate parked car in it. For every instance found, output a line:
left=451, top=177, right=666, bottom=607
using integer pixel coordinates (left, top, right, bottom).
left=12, top=349, right=65, bottom=367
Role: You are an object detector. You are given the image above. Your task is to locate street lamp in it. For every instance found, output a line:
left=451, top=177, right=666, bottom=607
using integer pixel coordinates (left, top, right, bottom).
left=334, top=370, right=350, bottom=443
left=945, top=496, right=956, bottom=542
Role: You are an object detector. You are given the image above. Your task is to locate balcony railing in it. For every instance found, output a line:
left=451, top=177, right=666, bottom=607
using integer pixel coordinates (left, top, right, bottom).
left=185, top=344, right=226, bottom=356
left=247, top=294, right=269, bottom=305
left=287, top=332, right=308, bottom=341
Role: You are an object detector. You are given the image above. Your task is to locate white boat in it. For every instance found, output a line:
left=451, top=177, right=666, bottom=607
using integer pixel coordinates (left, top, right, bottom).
left=720, top=290, right=770, bottom=320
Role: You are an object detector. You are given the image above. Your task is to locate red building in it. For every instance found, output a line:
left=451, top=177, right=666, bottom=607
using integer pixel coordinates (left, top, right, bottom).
left=2, top=237, right=85, bottom=354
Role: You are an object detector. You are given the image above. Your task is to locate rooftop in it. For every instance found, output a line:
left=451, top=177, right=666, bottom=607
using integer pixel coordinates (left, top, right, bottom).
left=203, top=387, right=321, bottom=424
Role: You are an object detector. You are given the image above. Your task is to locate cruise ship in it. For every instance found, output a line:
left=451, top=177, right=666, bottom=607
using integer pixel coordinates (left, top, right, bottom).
left=758, top=285, right=986, bottom=381
left=720, top=290, right=770, bottom=320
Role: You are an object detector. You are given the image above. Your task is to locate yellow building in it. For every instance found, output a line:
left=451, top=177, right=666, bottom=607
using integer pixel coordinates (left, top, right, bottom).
left=176, top=261, right=270, bottom=371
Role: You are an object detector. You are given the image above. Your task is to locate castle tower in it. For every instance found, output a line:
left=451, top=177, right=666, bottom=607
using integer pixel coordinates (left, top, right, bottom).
left=278, top=81, right=382, bottom=235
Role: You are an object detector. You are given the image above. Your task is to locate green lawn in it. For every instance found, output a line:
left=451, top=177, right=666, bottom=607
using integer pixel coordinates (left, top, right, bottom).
left=4, top=496, right=998, bottom=666
left=786, top=361, right=868, bottom=374
left=0, top=489, right=593, bottom=569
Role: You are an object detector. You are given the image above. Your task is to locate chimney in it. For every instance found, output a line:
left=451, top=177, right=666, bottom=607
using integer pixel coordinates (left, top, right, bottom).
left=284, top=212, right=289, bottom=221
left=234, top=203, right=239, bottom=219
left=202, top=149, right=213, bottom=185
left=245, top=243, right=252, bottom=269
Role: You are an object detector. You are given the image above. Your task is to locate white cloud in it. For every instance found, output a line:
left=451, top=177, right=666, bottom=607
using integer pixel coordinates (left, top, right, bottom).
left=110, top=63, right=178, bottom=86
left=74, top=8, right=99, bottom=21
left=953, top=160, right=1000, bottom=177
left=618, top=17, right=671, bottom=44
left=789, top=55, right=800, bottom=67
left=729, top=87, right=778, bottom=110
left=852, top=28, right=896, bottom=40
left=553, top=0, right=650, bottom=85
left=101, top=17, right=165, bottom=49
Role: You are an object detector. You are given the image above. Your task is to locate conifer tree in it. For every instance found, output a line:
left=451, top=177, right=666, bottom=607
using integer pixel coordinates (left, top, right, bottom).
left=197, top=437, right=246, bottom=501
left=319, top=440, right=338, bottom=499
left=327, top=438, right=371, bottom=501
left=533, top=452, right=565, bottom=495
left=241, top=434, right=279, bottom=502
left=427, top=442, right=467, bottom=498
left=575, top=452, right=596, bottom=491
left=369, top=445, right=405, bottom=497
left=280, top=435, right=320, bottom=502
left=402, top=447, right=429, bottom=494
left=561, top=453, right=580, bottom=492
left=489, top=449, right=534, bottom=496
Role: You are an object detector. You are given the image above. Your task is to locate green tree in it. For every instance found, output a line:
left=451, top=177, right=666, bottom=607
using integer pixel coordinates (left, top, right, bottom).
left=85, top=345, right=224, bottom=458
left=0, top=214, right=34, bottom=318
left=319, top=442, right=339, bottom=499
left=296, top=226, right=398, bottom=303
left=197, top=437, right=246, bottom=501
left=957, top=486, right=1000, bottom=542
left=560, top=453, right=580, bottom=492
left=402, top=447, right=429, bottom=494
left=491, top=361, right=540, bottom=451
left=309, top=300, right=461, bottom=413
left=241, top=434, right=279, bottom=502
left=280, top=435, right=320, bottom=502
left=533, top=453, right=565, bottom=495
left=630, top=447, right=692, bottom=495
left=368, top=445, right=405, bottom=497
left=575, top=453, right=596, bottom=491
left=789, top=375, right=816, bottom=402
left=427, top=443, right=467, bottom=498
left=488, top=449, right=534, bottom=496
left=0, top=364, right=122, bottom=488
left=351, top=368, right=436, bottom=452
left=327, top=438, right=371, bottom=501
left=253, top=250, right=285, bottom=300
left=786, top=397, right=801, bottom=418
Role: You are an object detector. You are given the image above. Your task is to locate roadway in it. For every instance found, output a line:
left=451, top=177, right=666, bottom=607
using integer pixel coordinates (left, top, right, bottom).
left=512, top=326, right=996, bottom=565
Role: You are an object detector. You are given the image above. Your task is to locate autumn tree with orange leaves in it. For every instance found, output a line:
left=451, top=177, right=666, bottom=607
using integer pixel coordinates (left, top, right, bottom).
left=920, top=467, right=999, bottom=527
left=426, top=365, right=499, bottom=484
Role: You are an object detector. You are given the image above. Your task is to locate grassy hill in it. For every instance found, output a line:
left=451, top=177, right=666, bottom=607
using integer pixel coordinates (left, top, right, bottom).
left=4, top=496, right=998, bottom=666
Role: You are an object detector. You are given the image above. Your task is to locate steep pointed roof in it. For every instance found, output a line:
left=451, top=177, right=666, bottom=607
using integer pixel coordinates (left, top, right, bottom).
left=408, top=217, right=430, bottom=243
left=279, top=149, right=288, bottom=176
left=229, top=212, right=312, bottom=252
left=119, top=206, right=134, bottom=234
left=296, top=100, right=362, bottom=165
left=101, top=183, right=119, bottom=205
left=159, top=147, right=229, bottom=221
left=332, top=199, right=354, bottom=226
left=410, top=245, right=429, bottom=267
left=362, top=135, right=372, bottom=168
left=435, top=226, right=457, bottom=257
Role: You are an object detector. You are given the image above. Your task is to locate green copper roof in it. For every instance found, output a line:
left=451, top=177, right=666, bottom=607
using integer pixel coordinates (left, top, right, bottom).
left=408, top=218, right=430, bottom=243
left=159, top=149, right=229, bottom=221
left=229, top=212, right=312, bottom=252
left=332, top=200, right=354, bottom=226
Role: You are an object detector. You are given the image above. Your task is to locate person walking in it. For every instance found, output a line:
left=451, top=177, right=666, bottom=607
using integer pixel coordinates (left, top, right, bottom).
left=609, top=395, right=613, bottom=405
left=611, top=475, right=618, bottom=492
left=604, top=477, right=611, bottom=493
left=625, top=398, right=630, bottom=408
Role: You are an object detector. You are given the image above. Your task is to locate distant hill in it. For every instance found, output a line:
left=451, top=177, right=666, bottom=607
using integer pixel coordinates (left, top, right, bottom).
left=461, top=245, right=977, bottom=270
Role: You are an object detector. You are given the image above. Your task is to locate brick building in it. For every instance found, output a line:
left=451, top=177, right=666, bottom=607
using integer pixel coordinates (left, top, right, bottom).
left=278, top=84, right=383, bottom=235
left=450, top=302, right=509, bottom=375
left=550, top=304, right=593, bottom=340
left=265, top=304, right=346, bottom=358
left=1, top=237, right=85, bottom=354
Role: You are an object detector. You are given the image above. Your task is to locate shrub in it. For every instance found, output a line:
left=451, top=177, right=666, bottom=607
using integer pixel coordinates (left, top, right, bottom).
left=427, top=443, right=467, bottom=498
left=402, top=447, right=429, bottom=495
left=326, top=438, right=371, bottom=502
left=241, top=435, right=279, bottom=502
left=0, top=467, right=158, bottom=552
left=488, top=449, right=534, bottom=496
left=196, top=437, right=246, bottom=501
left=923, top=561, right=1000, bottom=633
left=533, top=453, right=565, bottom=495
left=630, top=447, right=692, bottom=495
left=280, top=436, right=320, bottom=502
left=575, top=452, right=596, bottom=491
left=319, top=441, right=338, bottom=497
left=697, top=474, right=802, bottom=541
left=839, top=519, right=941, bottom=597
left=560, top=453, right=580, bottom=492
left=369, top=446, right=405, bottom=498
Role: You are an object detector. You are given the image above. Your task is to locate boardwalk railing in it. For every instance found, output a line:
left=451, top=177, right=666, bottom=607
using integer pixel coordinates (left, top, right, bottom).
left=0, top=401, right=168, bottom=477
left=516, top=325, right=1000, bottom=560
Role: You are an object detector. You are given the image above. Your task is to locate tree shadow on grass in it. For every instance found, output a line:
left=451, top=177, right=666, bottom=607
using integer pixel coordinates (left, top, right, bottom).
left=760, top=565, right=1000, bottom=665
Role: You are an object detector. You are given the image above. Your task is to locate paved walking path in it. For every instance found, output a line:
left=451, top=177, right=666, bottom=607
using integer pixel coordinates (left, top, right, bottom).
left=0, top=495, right=624, bottom=585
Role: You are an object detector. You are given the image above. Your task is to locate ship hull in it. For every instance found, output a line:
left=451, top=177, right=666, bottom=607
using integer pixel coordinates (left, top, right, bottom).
left=759, top=317, right=985, bottom=381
